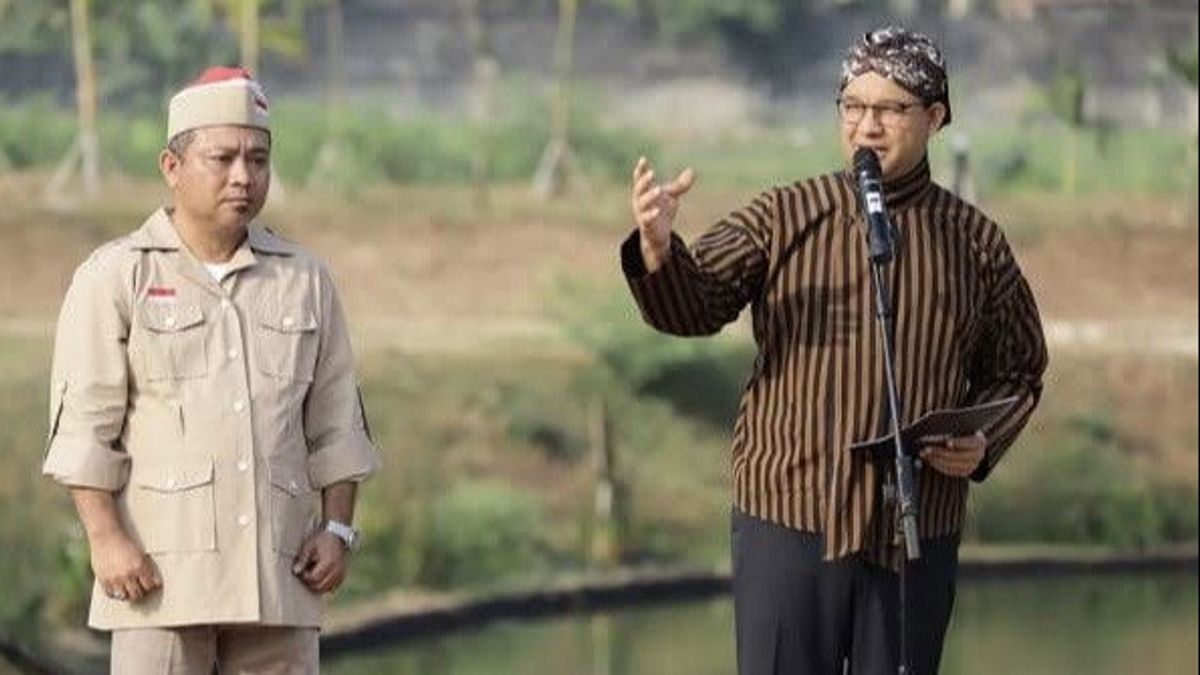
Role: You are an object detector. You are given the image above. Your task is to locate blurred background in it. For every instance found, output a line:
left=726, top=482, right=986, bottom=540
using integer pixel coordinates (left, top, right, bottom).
left=0, top=1, right=1196, bottom=673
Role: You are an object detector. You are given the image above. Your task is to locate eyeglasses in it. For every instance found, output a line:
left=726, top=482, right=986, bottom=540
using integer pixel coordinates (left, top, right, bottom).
left=836, top=97, right=926, bottom=127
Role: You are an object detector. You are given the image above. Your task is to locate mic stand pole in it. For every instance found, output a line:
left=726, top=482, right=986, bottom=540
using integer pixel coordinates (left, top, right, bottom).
left=867, top=251, right=921, bottom=675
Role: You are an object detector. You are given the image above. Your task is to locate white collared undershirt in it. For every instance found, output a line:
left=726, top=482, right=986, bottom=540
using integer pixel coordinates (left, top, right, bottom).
left=204, top=262, right=233, bottom=283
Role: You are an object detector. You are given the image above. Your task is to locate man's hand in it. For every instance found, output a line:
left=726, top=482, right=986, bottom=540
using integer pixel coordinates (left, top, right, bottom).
left=90, top=530, right=162, bottom=603
left=292, top=531, right=347, bottom=594
left=71, top=487, right=161, bottom=603
left=631, top=156, right=695, bottom=274
left=919, top=431, right=987, bottom=478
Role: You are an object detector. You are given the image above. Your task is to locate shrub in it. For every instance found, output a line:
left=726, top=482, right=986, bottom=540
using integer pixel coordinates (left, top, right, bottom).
left=419, top=480, right=548, bottom=588
left=967, top=408, right=1199, bottom=547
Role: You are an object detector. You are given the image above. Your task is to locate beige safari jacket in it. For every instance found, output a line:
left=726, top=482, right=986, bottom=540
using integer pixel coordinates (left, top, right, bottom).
left=43, top=208, right=380, bottom=630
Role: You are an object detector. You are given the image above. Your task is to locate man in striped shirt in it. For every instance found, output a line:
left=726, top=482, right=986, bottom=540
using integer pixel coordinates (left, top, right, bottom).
left=621, top=26, right=1047, bottom=674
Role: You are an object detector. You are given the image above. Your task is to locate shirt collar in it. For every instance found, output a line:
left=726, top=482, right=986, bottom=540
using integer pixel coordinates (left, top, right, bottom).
left=840, top=155, right=934, bottom=213
left=882, top=155, right=933, bottom=210
left=128, top=207, right=294, bottom=257
left=128, top=208, right=184, bottom=250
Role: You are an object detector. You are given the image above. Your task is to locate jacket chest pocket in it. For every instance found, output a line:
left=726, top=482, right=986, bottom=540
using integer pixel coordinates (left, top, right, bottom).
left=139, top=304, right=208, bottom=381
left=268, top=458, right=318, bottom=556
left=256, top=304, right=319, bottom=384
left=125, top=459, right=216, bottom=554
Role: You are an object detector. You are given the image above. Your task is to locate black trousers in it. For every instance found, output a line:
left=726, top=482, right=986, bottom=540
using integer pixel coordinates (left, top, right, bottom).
left=731, top=508, right=959, bottom=675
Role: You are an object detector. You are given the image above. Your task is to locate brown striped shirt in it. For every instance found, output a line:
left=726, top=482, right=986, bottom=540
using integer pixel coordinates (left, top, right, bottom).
left=620, top=158, right=1048, bottom=565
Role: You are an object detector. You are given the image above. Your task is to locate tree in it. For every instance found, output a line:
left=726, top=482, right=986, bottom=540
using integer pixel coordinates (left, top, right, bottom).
left=531, top=0, right=584, bottom=200
left=210, top=0, right=314, bottom=204
left=603, top=0, right=784, bottom=38
left=211, top=0, right=310, bottom=75
left=94, top=1, right=237, bottom=107
left=0, top=1, right=66, bottom=170
left=1165, top=41, right=1198, bottom=218
left=305, top=0, right=348, bottom=190
left=1165, top=42, right=1198, bottom=89
left=1043, top=64, right=1086, bottom=196
left=459, top=0, right=500, bottom=211
left=1, top=0, right=243, bottom=201
left=41, top=0, right=101, bottom=207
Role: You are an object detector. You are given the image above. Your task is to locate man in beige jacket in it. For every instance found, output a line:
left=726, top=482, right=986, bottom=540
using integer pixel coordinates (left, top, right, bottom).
left=42, top=66, right=380, bottom=673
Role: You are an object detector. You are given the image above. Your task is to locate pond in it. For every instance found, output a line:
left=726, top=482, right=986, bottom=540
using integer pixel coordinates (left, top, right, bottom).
left=327, top=572, right=1198, bottom=674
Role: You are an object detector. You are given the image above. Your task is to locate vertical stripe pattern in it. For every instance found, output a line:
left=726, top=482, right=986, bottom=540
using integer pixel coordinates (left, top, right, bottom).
left=620, top=158, right=1048, bottom=565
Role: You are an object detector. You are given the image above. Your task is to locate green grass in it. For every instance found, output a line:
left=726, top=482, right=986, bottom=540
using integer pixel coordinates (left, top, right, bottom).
left=659, top=121, right=1197, bottom=199
left=3, top=94, right=1196, bottom=201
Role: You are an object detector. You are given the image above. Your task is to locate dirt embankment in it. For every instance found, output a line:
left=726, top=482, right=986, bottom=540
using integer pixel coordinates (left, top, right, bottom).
left=2, top=175, right=1196, bottom=324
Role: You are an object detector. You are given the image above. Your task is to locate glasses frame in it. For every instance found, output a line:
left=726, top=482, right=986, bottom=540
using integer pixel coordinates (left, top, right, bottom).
left=835, top=96, right=929, bottom=127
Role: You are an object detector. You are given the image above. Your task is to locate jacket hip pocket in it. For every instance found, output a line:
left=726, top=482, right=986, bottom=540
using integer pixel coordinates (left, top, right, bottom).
left=126, top=458, right=216, bottom=553
left=268, top=457, right=318, bottom=556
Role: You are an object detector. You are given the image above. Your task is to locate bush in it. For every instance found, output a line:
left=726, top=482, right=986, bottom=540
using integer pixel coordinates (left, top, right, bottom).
left=967, top=408, right=1199, bottom=547
left=930, top=124, right=1195, bottom=197
left=265, top=81, right=658, bottom=187
left=0, top=97, right=76, bottom=168
left=419, top=480, right=548, bottom=588
left=547, top=275, right=753, bottom=429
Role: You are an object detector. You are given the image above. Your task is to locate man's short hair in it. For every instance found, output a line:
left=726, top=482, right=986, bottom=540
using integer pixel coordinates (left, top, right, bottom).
left=166, top=130, right=197, bottom=158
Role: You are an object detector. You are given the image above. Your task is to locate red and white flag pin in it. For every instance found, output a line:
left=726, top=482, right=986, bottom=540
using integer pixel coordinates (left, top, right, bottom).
left=146, top=286, right=177, bottom=304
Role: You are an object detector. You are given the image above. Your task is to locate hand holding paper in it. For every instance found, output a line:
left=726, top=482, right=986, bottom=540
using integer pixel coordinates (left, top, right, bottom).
left=848, top=396, right=1018, bottom=476
left=918, top=430, right=987, bottom=477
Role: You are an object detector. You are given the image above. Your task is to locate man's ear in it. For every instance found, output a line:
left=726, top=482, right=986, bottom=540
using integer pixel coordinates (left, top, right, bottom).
left=927, top=102, right=948, bottom=133
left=159, top=149, right=180, bottom=188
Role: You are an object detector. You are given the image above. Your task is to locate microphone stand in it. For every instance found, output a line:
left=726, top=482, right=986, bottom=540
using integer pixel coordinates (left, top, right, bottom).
left=858, top=161, right=921, bottom=674
left=867, top=252, right=921, bottom=675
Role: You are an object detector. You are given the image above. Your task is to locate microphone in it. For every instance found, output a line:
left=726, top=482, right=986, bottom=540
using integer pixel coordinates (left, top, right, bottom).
left=853, top=148, right=895, bottom=264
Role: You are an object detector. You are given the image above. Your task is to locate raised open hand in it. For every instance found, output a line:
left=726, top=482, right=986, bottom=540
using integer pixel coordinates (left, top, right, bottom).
left=630, top=156, right=695, bottom=273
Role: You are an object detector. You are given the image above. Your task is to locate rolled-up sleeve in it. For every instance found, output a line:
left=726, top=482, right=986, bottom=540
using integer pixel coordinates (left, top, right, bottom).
left=303, top=265, right=380, bottom=488
left=42, top=254, right=133, bottom=490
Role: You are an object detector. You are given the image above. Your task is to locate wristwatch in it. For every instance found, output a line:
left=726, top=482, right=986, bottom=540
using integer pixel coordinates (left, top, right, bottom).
left=324, top=519, right=359, bottom=551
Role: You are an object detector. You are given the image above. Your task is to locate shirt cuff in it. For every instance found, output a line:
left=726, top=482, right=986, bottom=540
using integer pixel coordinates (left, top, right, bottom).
left=306, top=431, right=381, bottom=489
left=42, top=437, right=130, bottom=491
left=620, top=230, right=649, bottom=278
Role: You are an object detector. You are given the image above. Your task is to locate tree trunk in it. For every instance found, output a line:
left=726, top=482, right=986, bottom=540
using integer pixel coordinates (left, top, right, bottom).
left=44, top=0, right=100, bottom=206
left=532, top=0, right=582, bottom=200
left=460, top=0, right=498, bottom=212
left=307, top=0, right=347, bottom=191
left=73, top=0, right=99, bottom=197
left=241, top=0, right=260, bottom=75
left=588, top=397, right=627, bottom=566
left=1062, top=126, right=1077, bottom=197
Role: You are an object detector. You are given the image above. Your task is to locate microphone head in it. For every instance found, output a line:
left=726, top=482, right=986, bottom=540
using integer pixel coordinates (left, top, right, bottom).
left=853, top=147, right=882, bottom=178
